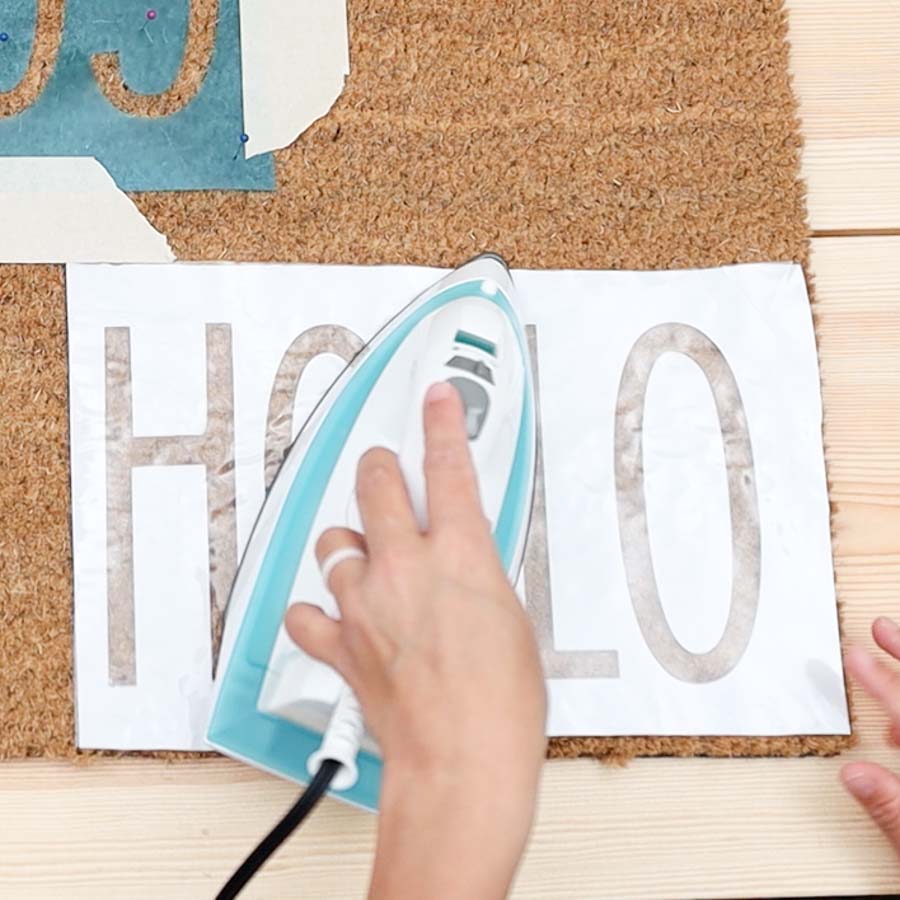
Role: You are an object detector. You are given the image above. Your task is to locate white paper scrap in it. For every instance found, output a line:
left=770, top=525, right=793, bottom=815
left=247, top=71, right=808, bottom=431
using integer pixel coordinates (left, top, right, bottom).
left=240, top=0, right=350, bottom=158
left=67, top=261, right=850, bottom=750
left=0, top=158, right=175, bottom=264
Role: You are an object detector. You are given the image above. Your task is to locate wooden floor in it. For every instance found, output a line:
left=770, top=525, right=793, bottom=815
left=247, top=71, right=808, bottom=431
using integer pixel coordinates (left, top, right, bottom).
left=2, top=2, right=899, bottom=897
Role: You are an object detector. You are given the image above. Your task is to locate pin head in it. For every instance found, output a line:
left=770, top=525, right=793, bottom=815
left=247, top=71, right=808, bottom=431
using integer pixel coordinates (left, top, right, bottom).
left=0, top=33, right=9, bottom=42
left=233, top=133, right=251, bottom=160
left=145, top=9, right=157, bottom=21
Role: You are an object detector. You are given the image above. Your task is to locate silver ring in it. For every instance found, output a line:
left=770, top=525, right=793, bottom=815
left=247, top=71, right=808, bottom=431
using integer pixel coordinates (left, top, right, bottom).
left=320, top=546, right=367, bottom=590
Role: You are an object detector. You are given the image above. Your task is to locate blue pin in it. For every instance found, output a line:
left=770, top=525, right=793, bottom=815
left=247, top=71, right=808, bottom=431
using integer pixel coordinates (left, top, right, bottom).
left=0, top=33, right=9, bottom=43
left=233, top=132, right=250, bottom=160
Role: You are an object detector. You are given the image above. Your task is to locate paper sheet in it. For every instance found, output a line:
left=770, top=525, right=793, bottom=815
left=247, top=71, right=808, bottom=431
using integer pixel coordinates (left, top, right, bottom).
left=0, top=158, right=173, bottom=263
left=240, top=0, right=349, bottom=158
left=66, top=262, right=850, bottom=750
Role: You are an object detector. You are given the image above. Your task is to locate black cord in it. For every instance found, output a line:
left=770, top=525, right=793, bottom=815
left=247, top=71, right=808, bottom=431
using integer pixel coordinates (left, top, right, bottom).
left=216, top=759, right=342, bottom=900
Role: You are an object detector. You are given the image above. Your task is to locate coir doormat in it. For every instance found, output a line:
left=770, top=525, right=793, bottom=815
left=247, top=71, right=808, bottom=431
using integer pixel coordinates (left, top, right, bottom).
left=0, top=0, right=851, bottom=760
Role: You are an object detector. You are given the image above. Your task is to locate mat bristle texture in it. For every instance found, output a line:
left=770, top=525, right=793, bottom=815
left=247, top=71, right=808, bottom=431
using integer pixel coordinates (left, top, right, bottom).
left=0, top=0, right=850, bottom=760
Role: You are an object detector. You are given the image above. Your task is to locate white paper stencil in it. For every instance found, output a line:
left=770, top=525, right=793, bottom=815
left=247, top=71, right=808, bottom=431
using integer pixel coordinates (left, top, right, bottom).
left=67, top=262, right=850, bottom=749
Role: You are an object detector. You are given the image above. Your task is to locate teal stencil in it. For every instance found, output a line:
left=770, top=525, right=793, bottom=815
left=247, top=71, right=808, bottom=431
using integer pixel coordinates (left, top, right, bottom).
left=0, top=1, right=274, bottom=191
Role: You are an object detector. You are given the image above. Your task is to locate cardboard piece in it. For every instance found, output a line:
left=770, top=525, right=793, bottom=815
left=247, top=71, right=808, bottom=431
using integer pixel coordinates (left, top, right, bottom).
left=0, top=158, right=173, bottom=263
left=240, top=0, right=349, bottom=158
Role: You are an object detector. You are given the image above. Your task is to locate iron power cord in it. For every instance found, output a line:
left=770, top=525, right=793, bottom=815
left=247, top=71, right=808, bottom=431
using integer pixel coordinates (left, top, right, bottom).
left=216, top=758, right=342, bottom=900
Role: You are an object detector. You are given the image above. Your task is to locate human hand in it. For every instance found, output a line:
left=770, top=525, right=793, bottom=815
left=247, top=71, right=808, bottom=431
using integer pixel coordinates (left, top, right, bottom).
left=841, top=617, right=900, bottom=854
left=285, top=381, right=546, bottom=899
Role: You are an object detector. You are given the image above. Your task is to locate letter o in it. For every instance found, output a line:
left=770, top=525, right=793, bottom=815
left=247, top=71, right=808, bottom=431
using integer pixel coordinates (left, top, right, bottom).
left=614, top=323, right=761, bottom=682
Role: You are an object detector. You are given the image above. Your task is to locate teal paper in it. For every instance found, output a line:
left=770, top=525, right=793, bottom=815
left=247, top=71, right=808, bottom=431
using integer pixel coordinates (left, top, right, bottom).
left=0, top=0, right=274, bottom=191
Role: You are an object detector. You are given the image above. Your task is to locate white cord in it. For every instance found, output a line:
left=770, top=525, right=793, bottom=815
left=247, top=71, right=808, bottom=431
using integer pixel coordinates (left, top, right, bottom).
left=306, top=684, right=364, bottom=791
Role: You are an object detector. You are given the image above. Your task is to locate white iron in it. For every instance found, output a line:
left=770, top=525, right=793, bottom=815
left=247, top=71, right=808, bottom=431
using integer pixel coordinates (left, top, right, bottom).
left=207, top=254, right=536, bottom=812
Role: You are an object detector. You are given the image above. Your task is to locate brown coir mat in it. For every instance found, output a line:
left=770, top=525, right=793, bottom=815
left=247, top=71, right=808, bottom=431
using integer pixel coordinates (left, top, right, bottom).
left=0, top=0, right=852, bottom=762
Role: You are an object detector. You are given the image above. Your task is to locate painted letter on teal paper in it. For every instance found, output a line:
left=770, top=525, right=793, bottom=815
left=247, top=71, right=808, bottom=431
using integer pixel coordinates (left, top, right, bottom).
left=0, top=1, right=274, bottom=191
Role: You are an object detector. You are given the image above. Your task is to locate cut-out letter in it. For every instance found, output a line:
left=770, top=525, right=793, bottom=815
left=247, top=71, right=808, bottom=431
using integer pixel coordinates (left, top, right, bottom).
left=264, top=325, right=363, bottom=490
left=614, top=323, right=761, bottom=683
left=90, top=0, right=218, bottom=118
left=105, top=324, right=237, bottom=685
left=524, top=326, right=620, bottom=679
left=0, top=1, right=64, bottom=118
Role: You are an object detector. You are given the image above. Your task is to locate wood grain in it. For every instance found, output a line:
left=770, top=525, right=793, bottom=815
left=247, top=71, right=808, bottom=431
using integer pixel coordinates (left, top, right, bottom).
left=3, top=2, right=900, bottom=895
left=788, top=0, right=900, bottom=231
left=2, top=236, right=899, bottom=898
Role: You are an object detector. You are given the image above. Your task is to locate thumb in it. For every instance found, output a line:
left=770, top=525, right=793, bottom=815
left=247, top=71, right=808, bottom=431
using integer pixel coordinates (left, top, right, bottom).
left=842, top=762, right=900, bottom=853
left=284, top=603, right=343, bottom=671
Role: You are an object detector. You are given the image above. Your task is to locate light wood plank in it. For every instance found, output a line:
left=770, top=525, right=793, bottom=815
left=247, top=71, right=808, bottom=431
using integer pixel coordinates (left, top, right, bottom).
left=788, top=0, right=900, bottom=231
left=1, top=236, right=899, bottom=898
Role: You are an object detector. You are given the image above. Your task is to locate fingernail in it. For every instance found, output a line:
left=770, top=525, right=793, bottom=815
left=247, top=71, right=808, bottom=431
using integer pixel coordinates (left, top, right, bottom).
left=426, top=381, right=453, bottom=404
left=844, top=769, right=877, bottom=800
left=876, top=616, right=899, bottom=632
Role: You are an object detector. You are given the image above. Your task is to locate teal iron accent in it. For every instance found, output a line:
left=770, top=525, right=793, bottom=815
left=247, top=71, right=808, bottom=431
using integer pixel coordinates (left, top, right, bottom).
left=208, top=278, right=534, bottom=812
left=454, top=328, right=497, bottom=357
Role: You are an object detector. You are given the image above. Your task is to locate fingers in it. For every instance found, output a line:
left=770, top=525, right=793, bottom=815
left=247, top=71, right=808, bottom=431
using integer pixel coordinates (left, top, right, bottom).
left=315, top=527, right=367, bottom=599
left=286, top=526, right=367, bottom=667
left=847, top=620, right=900, bottom=747
left=284, top=603, right=343, bottom=670
left=842, top=762, right=900, bottom=855
left=845, top=645, right=900, bottom=726
left=423, top=381, right=485, bottom=531
left=355, top=447, right=420, bottom=554
left=873, top=617, right=900, bottom=662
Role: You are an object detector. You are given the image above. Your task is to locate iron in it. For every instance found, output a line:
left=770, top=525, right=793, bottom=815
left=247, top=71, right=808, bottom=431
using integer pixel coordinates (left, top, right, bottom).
left=206, top=254, right=536, bottom=811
